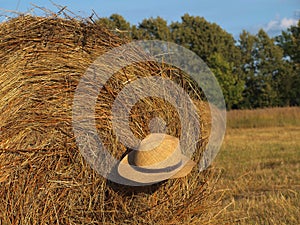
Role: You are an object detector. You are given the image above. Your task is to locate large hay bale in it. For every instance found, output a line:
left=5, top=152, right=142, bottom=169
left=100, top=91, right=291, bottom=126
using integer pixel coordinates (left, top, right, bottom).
left=0, top=15, right=217, bottom=224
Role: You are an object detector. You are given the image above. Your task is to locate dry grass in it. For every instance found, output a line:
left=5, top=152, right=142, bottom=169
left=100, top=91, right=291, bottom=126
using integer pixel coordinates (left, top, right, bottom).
left=227, top=107, right=300, bottom=129
left=215, top=123, right=300, bottom=224
left=0, top=14, right=220, bottom=224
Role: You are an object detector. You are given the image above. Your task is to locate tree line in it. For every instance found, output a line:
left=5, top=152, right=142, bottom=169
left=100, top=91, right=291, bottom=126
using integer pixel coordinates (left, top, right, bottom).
left=96, top=14, right=300, bottom=110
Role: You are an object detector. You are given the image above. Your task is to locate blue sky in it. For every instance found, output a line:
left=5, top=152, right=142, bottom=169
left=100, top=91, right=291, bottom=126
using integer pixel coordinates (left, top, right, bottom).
left=0, top=0, right=299, bottom=38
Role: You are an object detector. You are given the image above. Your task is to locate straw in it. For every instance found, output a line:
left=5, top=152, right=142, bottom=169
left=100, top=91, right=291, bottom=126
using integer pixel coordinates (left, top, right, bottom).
left=0, top=13, right=219, bottom=224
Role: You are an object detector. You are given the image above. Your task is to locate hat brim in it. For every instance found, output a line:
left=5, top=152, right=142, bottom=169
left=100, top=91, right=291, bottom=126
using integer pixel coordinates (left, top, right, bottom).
left=117, top=154, right=196, bottom=184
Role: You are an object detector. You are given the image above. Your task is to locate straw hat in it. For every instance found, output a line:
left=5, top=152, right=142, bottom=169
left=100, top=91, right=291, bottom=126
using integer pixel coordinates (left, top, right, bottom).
left=118, top=133, right=196, bottom=184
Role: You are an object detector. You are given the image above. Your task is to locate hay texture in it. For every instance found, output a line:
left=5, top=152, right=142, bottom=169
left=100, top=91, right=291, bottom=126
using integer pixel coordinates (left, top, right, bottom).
left=0, top=15, right=217, bottom=224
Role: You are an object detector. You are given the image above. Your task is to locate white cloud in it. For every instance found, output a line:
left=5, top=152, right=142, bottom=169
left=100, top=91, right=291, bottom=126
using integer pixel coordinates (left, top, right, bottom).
left=280, top=17, right=298, bottom=29
left=265, top=17, right=298, bottom=33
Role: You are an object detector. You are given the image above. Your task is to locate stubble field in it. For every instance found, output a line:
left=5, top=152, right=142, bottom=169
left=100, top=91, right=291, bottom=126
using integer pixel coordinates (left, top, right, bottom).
left=214, top=107, right=300, bottom=224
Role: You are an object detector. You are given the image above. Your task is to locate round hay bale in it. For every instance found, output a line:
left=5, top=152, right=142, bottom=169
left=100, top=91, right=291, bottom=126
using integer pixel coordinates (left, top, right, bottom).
left=0, top=15, right=218, bottom=224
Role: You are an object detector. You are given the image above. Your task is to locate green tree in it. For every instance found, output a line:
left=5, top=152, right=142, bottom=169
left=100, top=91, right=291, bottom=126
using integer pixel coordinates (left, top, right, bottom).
left=276, top=20, right=300, bottom=65
left=239, top=30, right=288, bottom=108
left=132, top=17, right=171, bottom=41
left=170, top=14, right=243, bottom=109
left=276, top=20, right=300, bottom=106
left=170, top=14, right=239, bottom=63
left=97, top=14, right=131, bottom=39
left=209, top=53, right=244, bottom=109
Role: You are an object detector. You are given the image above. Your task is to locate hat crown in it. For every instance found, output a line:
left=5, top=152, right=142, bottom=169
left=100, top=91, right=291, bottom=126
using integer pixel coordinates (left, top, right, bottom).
left=129, top=133, right=180, bottom=167
left=118, top=133, right=196, bottom=184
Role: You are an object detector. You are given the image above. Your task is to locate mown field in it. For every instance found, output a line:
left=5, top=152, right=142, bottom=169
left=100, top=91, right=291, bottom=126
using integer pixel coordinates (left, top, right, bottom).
left=214, top=107, right=300, bottom=224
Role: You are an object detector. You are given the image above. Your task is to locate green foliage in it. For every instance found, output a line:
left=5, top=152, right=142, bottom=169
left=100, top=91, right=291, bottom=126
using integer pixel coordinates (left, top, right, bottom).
left=276, top=21, right=300, bottom=106
left=96, top=14, right=131, bottom=39
left=209, top=53, right=244, bottom=109
left=276, top=20, right=300, bottom=64
left=132, top=17, right=171, bottom=41
left=95, top=14, right=299, bottom=109
left=238, top=29, right=296, bottom=108
left=170, top=14, right=238, bottom=63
